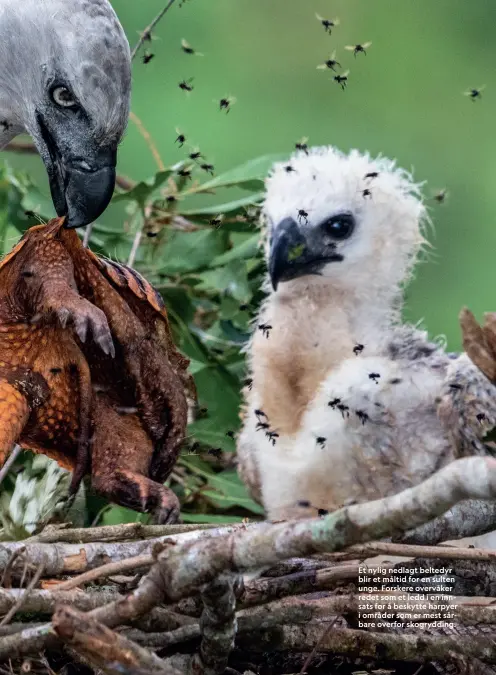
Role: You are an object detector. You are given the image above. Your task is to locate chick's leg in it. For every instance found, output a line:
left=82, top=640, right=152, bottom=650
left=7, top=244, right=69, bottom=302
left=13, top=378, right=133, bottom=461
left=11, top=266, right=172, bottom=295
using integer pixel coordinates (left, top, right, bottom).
left=0, top=380, right=29, bottom=466
left=90, top=396, right=180, bottom=524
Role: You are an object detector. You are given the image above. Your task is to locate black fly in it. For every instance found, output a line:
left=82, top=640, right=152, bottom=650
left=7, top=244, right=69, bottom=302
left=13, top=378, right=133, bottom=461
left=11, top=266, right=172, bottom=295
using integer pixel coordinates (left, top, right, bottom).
left=258, top=323, right=272, bottom=338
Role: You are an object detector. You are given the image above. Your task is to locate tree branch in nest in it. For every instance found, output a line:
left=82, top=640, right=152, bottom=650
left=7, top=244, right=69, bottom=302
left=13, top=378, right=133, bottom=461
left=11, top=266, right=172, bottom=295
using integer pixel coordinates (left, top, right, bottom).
left=239, top=624, right=496, bottom=664
left=52, top=605, right=181, bottom=675
left=89, top=456, right=496, bottom=628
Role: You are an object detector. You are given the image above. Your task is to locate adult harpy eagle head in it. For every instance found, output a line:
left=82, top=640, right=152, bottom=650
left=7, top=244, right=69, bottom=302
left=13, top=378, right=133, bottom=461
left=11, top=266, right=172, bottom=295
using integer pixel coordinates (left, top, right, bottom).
left=0, top=0, right=131, bottom=228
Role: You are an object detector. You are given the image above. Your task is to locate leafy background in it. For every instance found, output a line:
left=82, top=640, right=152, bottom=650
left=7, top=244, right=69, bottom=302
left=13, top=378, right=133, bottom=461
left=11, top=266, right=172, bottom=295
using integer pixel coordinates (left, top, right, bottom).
left=1, top=0, right=495, bottom=535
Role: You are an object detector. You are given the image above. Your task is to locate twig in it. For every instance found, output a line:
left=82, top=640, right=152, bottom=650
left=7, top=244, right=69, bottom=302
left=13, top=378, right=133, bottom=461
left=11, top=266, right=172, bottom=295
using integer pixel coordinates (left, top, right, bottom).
left=299, top=615, right=339, bottom=674
left=130, top=0, right=178, bottom=60
left=0, top=524, right=245, bottom=579
left=52, top=605, right=180, bottom=675
left=89, top=457, right=496, bottom=628
left=82, top=224, right=93, bottom=248
left=241, top=624, right=496, bottom=664
left=0, top=622, right=57, bottom=661
left=127, top=228, right=143, bottom=268
left=325, top=540, right=496, bottom=563
left=129, top=112, right=165, bottom=172
left=53, top=554, right=153, bottom=591
left=0, top=588, right=120, bottom=617
left=239, top=564, right=359, bottom=610
left=0, top=547, right=25, bottom=588
left=0, top=445, right=21, bottom=487
left=50, top=525, right=246, bottom=590
left=398, top=500, right=496, bottom=545
left=192, top=573, right=237, bottom=675
left=0, top=562, right=44, bottom=626
left=26, top=522, right=217, bottom=544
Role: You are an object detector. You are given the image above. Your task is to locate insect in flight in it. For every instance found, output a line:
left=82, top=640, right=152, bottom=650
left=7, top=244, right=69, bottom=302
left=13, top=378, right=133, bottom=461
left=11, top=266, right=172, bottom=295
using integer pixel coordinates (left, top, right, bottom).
left=188, top=148, right=203, bottom=161
left=175, top=129, right=186, bottom=147
left=181, top=38, right=203, bottom=56
left=218, top=96, right=236, bottom=113
left=315, top=14, right=340, bottom=34
left=333, top=71, right=349, bottom=90
left=200, top=162, right=215, bottom=175
left=464, top=86, right=485, bottom=101
left=179, top=78, right=194, bottom=92
left=142, top=51, right=154, bottom=64
left=432, top=188, right=448, bottom=204
left=345, top=42, right=372, bottom=57
left=317, top=51, right=341, bottom=72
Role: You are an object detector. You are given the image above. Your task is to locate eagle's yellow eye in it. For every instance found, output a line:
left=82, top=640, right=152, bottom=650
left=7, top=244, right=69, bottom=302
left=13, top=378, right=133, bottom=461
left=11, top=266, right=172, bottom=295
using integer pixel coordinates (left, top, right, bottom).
left=51, top=86, right=77, bottom=108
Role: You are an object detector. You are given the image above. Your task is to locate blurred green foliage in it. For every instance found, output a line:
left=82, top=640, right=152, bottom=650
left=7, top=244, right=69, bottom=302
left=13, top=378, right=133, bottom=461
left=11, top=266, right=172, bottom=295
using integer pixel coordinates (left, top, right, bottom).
left=1, top=0, right=496, bottom=532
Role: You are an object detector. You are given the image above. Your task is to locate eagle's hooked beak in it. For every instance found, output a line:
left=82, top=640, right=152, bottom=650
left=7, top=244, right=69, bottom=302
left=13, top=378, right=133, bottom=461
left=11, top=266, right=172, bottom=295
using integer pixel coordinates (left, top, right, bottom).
left=35, top=113, right=117, bottom=229
left=56, top=160, right=116, bottom=229
left=269, top=217, right=343, bottom=291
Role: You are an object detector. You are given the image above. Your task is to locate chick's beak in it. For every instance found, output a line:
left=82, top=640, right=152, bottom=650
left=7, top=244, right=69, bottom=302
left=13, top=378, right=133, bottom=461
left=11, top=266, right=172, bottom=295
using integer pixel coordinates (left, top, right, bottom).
left=269, top=217, right=307, bottom=290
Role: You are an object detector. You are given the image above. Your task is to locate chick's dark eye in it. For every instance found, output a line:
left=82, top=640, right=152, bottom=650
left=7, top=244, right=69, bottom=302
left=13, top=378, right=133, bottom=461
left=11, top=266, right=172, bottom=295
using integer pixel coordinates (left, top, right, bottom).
left=322, top=213, right=355, bottom=240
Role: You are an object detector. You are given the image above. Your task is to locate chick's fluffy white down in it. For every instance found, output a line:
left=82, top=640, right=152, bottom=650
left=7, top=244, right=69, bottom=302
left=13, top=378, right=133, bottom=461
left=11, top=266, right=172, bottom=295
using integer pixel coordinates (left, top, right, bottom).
left=237, top=146, right=496, bottom=521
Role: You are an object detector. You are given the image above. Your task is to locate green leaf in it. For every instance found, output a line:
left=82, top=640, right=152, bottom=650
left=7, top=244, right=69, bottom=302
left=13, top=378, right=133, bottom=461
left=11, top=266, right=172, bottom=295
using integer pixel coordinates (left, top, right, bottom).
left=211, top=234, right=261, bottom=267
left=206, top=470, right=264, bottom=514
left=181, top=193, right=263, bottom=217
left=112, top=170, right=174, bottom=207
left=219, top=319, right=251, bottom=344
left=22, top=185, right=55, bottom=219
left=187, top=358, right=209, bottom=375
left=187, top=423, right=236, bottom=452
left=159, top=229, right=228, bottom=275
left=197, top=154, right=286, bottom=192
left=196, top=261, right=251, bottom=302
left=100, top=505, right=147, bottom=525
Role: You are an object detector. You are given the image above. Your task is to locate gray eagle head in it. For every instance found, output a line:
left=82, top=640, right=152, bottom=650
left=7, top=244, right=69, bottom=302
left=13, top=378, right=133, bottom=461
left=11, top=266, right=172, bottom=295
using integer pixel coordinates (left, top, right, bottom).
left=0, top=0, right=132, bottom=227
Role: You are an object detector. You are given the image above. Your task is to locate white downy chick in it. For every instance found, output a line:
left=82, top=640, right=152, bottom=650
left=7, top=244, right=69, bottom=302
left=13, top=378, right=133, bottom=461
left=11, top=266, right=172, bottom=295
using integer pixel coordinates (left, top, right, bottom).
left=237, top=146, right=496, bottom=522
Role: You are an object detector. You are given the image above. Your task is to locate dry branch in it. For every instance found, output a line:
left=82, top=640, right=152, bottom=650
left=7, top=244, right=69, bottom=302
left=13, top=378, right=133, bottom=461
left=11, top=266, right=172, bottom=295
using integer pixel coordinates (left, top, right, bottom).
left=130, top=1, right=177, bottom=60
left=52, top=605, right=180, bottom=675
left=326, top=541, right=496, bottom=563
left=398, top=500, right=496, bottom=545
left=0, top=562, right=44, bottom=627
left=89, top=457, right=496, bottom=628
left=2, top=457, right=496, bottom=667
left=193, top=573, right=238, bottom=675
left=27, top=523, right=216, bottom=544
left=239, top=624, right=496, bottom=664
left=239, top=564, right=359, bottom=609
left=0, top=523, right=245, bottom=580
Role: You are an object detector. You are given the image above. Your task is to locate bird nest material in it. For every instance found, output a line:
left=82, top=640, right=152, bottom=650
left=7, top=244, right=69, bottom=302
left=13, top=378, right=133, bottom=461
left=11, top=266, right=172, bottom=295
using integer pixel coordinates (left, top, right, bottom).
left=0, top=454, right=495, bottom=674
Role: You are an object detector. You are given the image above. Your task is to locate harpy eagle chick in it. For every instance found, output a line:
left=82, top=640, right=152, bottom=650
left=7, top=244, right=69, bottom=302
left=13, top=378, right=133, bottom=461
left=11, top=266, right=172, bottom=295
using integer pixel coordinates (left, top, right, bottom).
left=237, top=145, right=496, bottom=522
left=0, top=0, right=131, bottom=227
